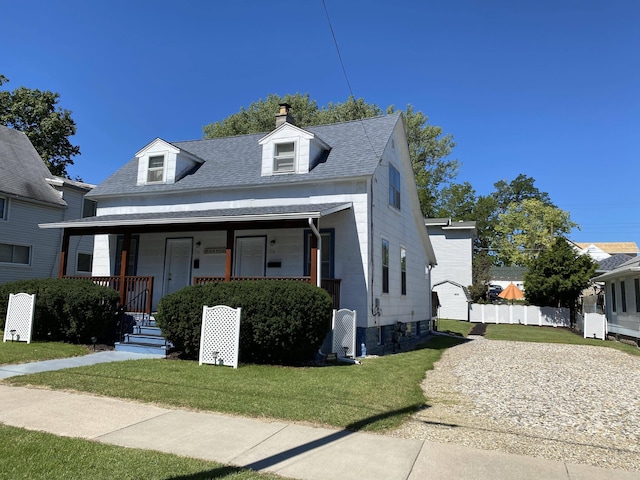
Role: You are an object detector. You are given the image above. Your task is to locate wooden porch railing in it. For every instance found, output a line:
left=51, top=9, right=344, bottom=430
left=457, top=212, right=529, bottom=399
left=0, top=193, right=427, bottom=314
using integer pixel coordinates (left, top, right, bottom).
left=193, top=276, right=341, bottom=309
left=64, top=276, right=154, bottom=315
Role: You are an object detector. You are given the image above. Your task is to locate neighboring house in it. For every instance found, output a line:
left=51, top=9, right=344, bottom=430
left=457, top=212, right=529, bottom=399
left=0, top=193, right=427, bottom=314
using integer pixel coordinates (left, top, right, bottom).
left=0, top=126, right=94, bottom=284
left=490, top=266, right=527, bottom=292
left=592, top=256, right=640, bottom=342
left=425, top=218, right=475, bottom=320
left=572, top=241, right=639, bottom=260
left=40, top=107, right=437, bottom=354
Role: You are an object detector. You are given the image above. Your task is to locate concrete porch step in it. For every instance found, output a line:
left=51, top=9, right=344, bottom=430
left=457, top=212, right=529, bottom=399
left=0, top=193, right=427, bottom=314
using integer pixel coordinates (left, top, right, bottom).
left=123, top=333, right=171, bottom=347
left=114, top=341, right=169, bottom=356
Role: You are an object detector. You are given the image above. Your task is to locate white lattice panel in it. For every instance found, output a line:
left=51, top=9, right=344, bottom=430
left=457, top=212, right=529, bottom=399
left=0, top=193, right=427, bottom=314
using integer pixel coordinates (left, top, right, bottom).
left=4, top=293, right=35, bottom=344
left=332, top=308, right=356, bottom=358
left=199, top=305, right=241, bottom=368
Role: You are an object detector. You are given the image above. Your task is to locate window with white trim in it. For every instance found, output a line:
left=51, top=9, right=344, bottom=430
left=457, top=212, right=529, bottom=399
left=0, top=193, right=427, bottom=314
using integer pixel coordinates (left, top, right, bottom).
left=389, top=164, right=401, bottom=210
left=0, top=196, right=6, bottom=220
left=400, top=247, right=407, bottom=295
left=382, top=238, right=389, bottom=294
left=621, top=280, right=627, bottom=313
left=147, top=155, right=165, bottom=183
left=273, top=142, right=295, bottom=173
left=77, top=252, right=93, bottom=273
left=0, top=242, right=31, bottom=265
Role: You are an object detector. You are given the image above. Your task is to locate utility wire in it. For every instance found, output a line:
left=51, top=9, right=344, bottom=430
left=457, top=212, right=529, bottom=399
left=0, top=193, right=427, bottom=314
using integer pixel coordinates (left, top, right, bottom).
left=322, top=0, right=355, bottom=98
left=321, top=0, right=382, bottom=162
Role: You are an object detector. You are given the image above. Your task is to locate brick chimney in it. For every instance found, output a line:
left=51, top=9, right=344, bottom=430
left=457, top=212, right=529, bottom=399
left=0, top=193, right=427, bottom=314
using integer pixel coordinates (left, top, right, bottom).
left=275, top=103, right=293, bottom=128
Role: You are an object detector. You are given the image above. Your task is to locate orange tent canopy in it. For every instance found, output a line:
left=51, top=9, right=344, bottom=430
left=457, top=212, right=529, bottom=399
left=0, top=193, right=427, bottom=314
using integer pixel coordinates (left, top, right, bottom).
left=498, top=282, right=524, bottom=300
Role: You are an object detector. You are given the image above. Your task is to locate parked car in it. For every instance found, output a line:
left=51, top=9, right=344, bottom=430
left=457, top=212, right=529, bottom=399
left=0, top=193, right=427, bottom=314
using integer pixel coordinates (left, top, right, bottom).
left=489, top=284, right=503, bottom=302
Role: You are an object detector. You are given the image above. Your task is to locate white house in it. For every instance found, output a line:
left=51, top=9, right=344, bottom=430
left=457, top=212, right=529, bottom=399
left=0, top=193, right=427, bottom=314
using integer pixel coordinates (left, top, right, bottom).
left=40, top=107, right=437, bottom=354
left=592, top=255, right=640, bottom=343
left=0, top=125, right=94, bottom=284
left=425, top=218, right=475, bottom=321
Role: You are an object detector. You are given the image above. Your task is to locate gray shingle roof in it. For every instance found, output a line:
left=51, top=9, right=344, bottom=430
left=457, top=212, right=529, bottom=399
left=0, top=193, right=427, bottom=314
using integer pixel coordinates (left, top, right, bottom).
left=39, top=202, right=352, bottom=229
left=0, top=125, right=66, bottom=206
left=87, top=113, right=401, bottom=198
left=596, top=254, right=634, bottom=273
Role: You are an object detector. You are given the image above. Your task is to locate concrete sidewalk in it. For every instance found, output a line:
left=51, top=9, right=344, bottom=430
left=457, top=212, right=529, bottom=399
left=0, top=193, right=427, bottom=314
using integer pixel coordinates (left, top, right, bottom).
left=0, top=385, right=637, bottom=480
left=0, top=350, right=164, bottom=379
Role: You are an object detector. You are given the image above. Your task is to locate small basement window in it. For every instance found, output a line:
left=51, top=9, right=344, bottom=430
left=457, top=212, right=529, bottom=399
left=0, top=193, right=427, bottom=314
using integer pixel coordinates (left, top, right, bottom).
left=273, top=142, right=295, bottom=173
left=147, top=155, right=165, bottom=183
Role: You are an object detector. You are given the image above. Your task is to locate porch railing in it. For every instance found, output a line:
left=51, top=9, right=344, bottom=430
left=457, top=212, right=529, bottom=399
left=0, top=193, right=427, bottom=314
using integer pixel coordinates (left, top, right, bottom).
left=193, top=276, right=341, bottom=309
left=64, top=276, right=154, bottom=315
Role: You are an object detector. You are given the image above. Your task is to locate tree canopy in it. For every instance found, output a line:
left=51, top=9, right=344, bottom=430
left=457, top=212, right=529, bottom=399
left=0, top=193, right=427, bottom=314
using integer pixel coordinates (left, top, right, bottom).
left=0, top=75, right=80, bottom=178
left=524, top=237, right=596, bottom=313
left=202, top=93, right=458, bottom=217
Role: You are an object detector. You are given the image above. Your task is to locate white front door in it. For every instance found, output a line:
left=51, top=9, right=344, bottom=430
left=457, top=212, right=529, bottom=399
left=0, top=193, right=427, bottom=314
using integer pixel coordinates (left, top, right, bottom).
left=234, top=236, right=266, bottom=277
left=163, top=238, right=193, bottom=295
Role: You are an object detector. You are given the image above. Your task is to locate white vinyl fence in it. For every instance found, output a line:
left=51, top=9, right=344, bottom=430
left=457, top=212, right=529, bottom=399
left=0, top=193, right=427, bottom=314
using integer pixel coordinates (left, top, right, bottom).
left=575, top=312, right=607, bottom=340
left=470, top=303, right=570, bottom=327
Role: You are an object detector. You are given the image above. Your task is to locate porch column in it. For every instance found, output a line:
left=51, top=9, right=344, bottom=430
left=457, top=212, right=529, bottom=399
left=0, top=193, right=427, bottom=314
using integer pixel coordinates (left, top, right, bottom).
left=119, top=233, right=131, bottom=307
left=58, top=230, right=71, bottom=278
left=310, top=230, right=318, bottom=287
left=225, top=228, right=234, bottom=281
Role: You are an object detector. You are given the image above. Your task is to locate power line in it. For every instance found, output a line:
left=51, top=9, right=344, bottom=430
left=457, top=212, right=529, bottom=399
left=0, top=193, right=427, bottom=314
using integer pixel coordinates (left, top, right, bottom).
left=321, top=0, right=354, bottom=98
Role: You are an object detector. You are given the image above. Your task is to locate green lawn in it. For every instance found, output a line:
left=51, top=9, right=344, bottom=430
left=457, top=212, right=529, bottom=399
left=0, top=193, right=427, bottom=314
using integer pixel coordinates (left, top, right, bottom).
left=436, top=318, right=474, bottom=337
left=6, top=335, right=465, bottom=432
left=0, top=424, right=286, bottom=480
left=0, top=338, right=89, bottom=365
left=484, top=323, right=640, bottom=356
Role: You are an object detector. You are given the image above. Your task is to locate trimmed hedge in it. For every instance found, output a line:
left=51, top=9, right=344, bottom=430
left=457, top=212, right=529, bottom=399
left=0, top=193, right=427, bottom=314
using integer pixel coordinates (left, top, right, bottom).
left=0, top=278, right=120, bottom=343
left=155, top=280, right=333, bottom=365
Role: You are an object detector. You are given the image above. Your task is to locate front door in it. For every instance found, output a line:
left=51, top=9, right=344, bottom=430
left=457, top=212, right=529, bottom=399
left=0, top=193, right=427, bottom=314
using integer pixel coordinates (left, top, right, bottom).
left=234, top=236, right=266, bottom=277
left=163, top=238, right=193, bottom=295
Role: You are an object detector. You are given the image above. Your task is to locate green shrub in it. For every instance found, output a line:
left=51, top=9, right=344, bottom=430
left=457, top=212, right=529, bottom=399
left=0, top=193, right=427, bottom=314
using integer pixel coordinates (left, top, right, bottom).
left=155, top=280, right=333, bottom=365
left=0, top=278, right=119, bottom=343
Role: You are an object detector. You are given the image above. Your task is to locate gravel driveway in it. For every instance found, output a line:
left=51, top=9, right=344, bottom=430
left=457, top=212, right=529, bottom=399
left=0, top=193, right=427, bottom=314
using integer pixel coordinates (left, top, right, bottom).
left=390, top=336, right=640, bottom=472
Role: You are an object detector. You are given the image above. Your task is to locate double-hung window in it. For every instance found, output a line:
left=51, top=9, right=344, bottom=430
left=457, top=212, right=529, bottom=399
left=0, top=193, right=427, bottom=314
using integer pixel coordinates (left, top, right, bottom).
left=400, top=247, right=407, bottom=295
left=635, top=279, right=640, bottom=313
left=147, top=155, right=165, bottom=183
left=389, top=164, right=401, bottom=210
left=273, top=142, right=295, bottom=173
left=611, top=283, right=617, bottom=312
left=83, top=198, right=97, bottom=218
left=382, top=239, right=389, bottom=294
left=0, top=196, right=6, bottom=220
left=621, top=281, right=627, bottom=313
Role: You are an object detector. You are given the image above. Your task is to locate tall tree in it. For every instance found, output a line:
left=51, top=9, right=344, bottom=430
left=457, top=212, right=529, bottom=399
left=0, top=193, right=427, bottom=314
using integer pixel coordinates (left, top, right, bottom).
left=524, top=237, right=596, bottom=321
left=202, top=94, right=457, bottom=217
left=0, top=75, right=80, bottom=178
left=493, top=198, right=577, bottom=266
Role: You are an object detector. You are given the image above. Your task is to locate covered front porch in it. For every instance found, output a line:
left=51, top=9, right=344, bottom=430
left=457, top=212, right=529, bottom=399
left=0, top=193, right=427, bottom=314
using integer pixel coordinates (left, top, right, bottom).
left=43, top=203, right=352, bottom=316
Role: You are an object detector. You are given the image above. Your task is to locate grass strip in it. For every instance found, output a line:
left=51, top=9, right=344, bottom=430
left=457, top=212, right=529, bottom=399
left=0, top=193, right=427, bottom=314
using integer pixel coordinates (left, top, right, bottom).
left=0, top=424, right=285, bottom=480
left=0, top=340, right=88, bottom=365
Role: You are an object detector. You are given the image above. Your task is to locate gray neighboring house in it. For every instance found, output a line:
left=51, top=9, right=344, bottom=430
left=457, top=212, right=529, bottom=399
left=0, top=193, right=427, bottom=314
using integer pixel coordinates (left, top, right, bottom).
left=593, top=255, right=640, bottom=342
left=0, top=125, right=94, bottom=284
left=426, top=218, right=475, bottom=321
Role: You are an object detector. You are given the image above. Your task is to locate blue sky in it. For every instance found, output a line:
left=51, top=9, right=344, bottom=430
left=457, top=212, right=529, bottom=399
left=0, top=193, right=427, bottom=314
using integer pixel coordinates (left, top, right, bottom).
left=2, top=0, right=638, bottom=248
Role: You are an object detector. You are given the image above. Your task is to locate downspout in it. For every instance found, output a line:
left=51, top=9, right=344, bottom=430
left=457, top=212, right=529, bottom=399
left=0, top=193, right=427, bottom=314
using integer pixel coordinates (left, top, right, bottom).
left=308, top=217, right=321, bottom=287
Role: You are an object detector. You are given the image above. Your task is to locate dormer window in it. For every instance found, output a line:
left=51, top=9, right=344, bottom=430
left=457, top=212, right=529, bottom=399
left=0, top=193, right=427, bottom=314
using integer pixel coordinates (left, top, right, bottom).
left=147, top=155, right=165, bottom=183
left=273, top=142, right=296, bottom=173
